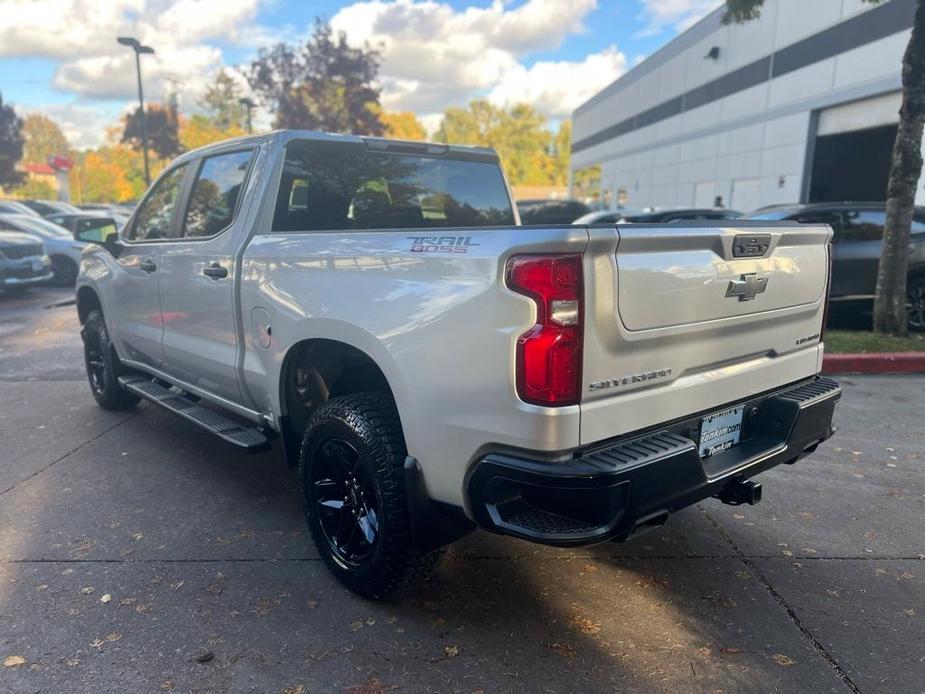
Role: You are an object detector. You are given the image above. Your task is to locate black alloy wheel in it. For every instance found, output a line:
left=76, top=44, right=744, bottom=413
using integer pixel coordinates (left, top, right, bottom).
left=908, top=277, right=925, bottom=332
left=311, top=437, right=380, bottom=567
left=83, top=322, right=107, bottom=396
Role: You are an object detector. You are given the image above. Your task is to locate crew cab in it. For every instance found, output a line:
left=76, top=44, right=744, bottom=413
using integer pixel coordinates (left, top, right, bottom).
left=75, top=131, right=840, bottom=598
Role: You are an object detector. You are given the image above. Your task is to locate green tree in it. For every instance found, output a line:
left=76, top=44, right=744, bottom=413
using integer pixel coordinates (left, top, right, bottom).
left=381, top=111, right=427, bottom=141
left=725, top=0, right=925, bottom=335
left=122, top=102, right=180, bottom=160
left=435, top=100, right=556, bottom=186
left=21, top=113, right=69, bottom=164
left=200, top=70, right=247, bottom=131
left=247, top=18, right=384, bottom=135
left=0, top=93, right=25, bottom=189
left=552, top=120, right=571, bottom=187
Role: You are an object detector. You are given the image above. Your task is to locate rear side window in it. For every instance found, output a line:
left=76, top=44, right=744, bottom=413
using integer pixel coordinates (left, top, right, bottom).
left=273, top=141, right=514, bottom=232
left=129, top=164, right=189, bottom=241
left=182, top=150, right=254, bottom=238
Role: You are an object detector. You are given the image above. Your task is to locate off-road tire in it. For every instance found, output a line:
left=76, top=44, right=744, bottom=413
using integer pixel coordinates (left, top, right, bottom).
left=299, top=392, right=444, bottom=599
left=82, top=309, right=139, bottom=411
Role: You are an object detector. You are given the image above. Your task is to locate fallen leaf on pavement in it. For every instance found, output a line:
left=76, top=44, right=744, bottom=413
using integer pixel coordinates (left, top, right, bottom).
left=773, top=654, right=796, bottom=666
left=545, top=642, right=575, bottom=658
left=3, top=656, right=26, bottom=668
left=346, top=677, right=395, bottom=694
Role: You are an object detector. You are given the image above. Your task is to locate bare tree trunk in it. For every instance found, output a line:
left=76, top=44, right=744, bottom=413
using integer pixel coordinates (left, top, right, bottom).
left=873, top=0, right=925, bottom=335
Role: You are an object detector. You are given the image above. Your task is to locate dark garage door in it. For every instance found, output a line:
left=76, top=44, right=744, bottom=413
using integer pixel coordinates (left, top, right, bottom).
left=809, top=124, right=897, bottom=203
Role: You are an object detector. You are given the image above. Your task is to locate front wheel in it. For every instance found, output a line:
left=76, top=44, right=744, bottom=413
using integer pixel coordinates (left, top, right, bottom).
left=299, top=392, right=443, bottom=599
left=82, top=309, right=139, bottom=411
left=908, top=276, right=925, bottom=332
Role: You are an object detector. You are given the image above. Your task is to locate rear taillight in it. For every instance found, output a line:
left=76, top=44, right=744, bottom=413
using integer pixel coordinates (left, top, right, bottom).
left=506, top=253, right=583, bottom=406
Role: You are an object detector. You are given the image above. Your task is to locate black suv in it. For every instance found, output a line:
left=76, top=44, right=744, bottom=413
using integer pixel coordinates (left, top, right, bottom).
left=745, top=202, right=925, bottom=331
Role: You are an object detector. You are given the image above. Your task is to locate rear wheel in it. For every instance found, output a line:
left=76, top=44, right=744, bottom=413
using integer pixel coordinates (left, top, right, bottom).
left=299, top=392, right=443, bottom=599
left=51, top=255, right=78, bottom=286
left=907, top=276, right=925, bottom=332
left=82, top=309, right=139, bottom=411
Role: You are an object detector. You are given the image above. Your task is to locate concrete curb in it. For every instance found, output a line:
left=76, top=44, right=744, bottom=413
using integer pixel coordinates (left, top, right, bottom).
left=822, top=352, right=925, bottom=374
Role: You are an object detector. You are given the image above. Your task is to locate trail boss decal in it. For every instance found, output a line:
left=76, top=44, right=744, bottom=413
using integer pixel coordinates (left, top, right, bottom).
left=589, top=368, right=672, bottom=392
left=408, top=236, right=479, bottom=254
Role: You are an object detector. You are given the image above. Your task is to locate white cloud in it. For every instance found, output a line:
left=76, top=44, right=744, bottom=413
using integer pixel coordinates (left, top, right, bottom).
left=636, top=0, right=722, bottom=36
left=16, top=102, right=127, bottom=150
left=0, top=0, right=259, bottom=115
left=488, top=47, right=626, bottom=118
left=330, top=0, right=603, bottom=116
left=2, top=0, right=628, bottom=142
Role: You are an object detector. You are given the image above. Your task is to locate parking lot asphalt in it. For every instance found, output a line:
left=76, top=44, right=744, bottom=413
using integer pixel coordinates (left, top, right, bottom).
left=0, top=286, right=922, bottom=693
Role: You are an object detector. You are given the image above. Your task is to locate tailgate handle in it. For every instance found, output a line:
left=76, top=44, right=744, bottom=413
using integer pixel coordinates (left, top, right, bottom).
left=732, top=234, right=771, bottom=258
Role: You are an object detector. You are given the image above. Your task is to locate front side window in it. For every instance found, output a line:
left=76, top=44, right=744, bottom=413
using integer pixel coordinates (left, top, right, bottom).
left=273, top=141, right=514, bottom=232
left=182, top=150, right=254, bottom=238
left=128, top=164, right=188, bottom=241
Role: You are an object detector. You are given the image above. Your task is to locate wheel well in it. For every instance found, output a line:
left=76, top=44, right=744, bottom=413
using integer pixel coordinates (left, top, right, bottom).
left=76, top=286, right=102, bottom=324
left=280, top=339, right=394, bottom=462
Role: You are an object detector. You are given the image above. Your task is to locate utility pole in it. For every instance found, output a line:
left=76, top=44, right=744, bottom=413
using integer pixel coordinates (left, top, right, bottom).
left=239, top=97, right=256, bottom=134
left=118, top=36, right=155, bottom=186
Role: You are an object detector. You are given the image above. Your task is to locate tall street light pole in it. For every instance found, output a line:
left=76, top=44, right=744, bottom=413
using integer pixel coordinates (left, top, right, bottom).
left=118, top=36, right=155, bottom=187
left=239, top=97, right=256, bottom=134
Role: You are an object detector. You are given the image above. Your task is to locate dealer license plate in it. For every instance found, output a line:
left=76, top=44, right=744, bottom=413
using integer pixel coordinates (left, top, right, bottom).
left=699, top=405, right=745, bottom=458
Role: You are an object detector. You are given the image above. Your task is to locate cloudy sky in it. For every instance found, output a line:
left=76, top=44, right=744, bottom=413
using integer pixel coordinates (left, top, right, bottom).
left=0, top=0, right=721, bottom=149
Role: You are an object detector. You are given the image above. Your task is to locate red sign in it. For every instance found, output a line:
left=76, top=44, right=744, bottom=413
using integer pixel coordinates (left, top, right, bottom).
left=47, top=155, right=73, bottom=172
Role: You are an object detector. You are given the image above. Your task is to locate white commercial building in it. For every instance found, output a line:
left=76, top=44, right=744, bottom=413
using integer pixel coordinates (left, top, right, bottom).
left=570, top=0, right=923, bottom=213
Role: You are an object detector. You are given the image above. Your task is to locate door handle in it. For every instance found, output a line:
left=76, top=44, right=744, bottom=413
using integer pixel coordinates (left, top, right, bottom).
left=203, top=263, right=229, bottom=279
left=139, top=259, right=157, bottom=273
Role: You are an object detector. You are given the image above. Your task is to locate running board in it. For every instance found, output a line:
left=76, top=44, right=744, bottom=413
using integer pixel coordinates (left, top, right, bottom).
left=119, top=376, right=271, bottom=452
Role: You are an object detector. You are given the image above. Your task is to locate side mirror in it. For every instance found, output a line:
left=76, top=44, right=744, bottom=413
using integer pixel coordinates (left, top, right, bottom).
left=75, top=218, right=121, bottom=255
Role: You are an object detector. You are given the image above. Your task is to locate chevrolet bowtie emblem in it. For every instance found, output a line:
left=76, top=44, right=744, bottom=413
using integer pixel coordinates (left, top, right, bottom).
left=726, top=273, right=769, bottom=301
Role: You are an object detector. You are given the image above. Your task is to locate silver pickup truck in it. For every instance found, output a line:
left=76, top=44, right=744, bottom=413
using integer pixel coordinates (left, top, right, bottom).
left=75, top=131, right=841, bottom=598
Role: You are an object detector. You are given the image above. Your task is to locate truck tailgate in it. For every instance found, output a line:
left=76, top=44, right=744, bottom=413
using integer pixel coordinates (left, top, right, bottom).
left=580, top=222, right=831, bottom=446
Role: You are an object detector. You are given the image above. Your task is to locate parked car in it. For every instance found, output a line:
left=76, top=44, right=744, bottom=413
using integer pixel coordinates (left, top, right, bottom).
left=620, top=207, right=742, bottom=223
left=75, top=131, right=840, bottom=599
left=0, top=230, right=52, bottom=294
left=744, top=202, right=925, bottom=331
left=573, top=207, right=741, bottom=225
left=0, top=213, right=85, bottom=285
left=517, top=198, right=590, bottom=224
left=44, top=213, right=122, bottom=239
left=572, top=208, right=644, bottom=225
left=19, top=199, right=83, bottom=217
left=0, top=200, right=41, bottom=216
